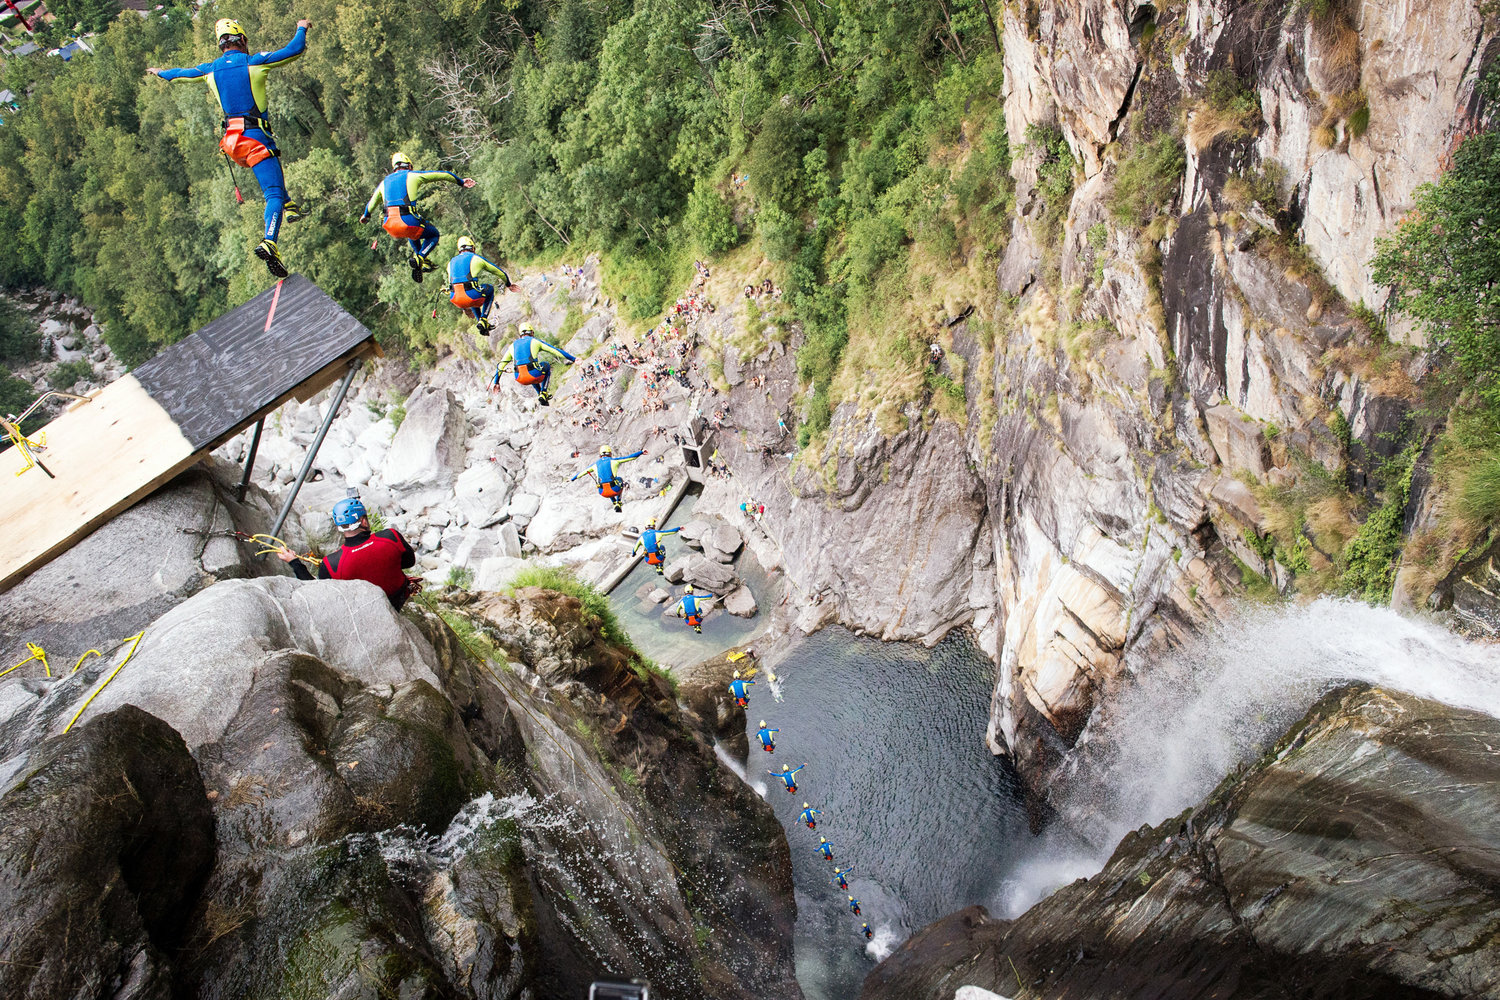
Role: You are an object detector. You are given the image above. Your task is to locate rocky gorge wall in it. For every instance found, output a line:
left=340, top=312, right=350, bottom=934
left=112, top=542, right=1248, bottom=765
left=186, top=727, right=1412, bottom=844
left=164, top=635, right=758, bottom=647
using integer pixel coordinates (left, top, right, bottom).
left=0, top=466, right=800, bottom=1000
left=693, top=0, right=1500, bottom=821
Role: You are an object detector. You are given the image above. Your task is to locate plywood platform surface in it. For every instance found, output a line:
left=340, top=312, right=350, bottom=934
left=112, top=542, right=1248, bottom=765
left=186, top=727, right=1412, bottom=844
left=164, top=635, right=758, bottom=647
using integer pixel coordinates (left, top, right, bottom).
left=0, top=376, right=199, bottom=586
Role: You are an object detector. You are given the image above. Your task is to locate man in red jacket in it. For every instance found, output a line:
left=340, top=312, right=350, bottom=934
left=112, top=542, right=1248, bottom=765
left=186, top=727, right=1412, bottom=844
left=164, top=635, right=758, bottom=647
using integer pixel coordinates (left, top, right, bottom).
left=279, top=496, right=419, bottom=609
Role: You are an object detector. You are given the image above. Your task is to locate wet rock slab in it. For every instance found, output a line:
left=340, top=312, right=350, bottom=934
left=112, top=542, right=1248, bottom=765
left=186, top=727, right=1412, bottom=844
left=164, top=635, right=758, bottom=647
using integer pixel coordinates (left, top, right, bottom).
left=864, top=686, right=1500, bottom=1000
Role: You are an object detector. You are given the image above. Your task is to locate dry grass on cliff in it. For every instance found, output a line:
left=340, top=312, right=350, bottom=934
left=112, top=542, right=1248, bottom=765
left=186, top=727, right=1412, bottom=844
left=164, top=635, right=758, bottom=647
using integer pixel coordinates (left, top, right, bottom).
left=1324, top=340, right=1419, bottom=401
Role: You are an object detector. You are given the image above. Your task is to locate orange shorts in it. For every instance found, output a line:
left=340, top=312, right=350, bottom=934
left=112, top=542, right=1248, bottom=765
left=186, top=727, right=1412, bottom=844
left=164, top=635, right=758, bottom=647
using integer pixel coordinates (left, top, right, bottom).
left=450, top=283, right=484, bottom=308
left=219, top=126, right=274, bottom=168
left=383, top=206, right=426, bottom=240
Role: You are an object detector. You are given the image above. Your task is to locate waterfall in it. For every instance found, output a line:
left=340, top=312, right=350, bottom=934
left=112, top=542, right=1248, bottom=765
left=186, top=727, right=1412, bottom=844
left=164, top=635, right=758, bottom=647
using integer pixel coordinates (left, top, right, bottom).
left=998, top=598, right=1500, bottom=915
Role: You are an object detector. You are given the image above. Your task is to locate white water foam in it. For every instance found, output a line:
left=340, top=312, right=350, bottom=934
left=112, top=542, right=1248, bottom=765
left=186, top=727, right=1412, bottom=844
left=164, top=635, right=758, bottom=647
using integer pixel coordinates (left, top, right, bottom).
left=863, top=922, right=900, bottom=962
left=715, top=740, right=769, bottom=796
left=999, top=598, right=1500, bottom=917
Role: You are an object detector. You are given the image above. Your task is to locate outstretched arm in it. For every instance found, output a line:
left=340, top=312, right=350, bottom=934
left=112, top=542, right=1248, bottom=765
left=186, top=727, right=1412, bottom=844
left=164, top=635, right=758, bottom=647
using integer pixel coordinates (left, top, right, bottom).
left=408, top=169, right=464, bottom=198
left=533, top=339, right=576, bottom=364
left=248, top=22, right=309, bottom=67
left=659, top=526, right=682, bottom=536
left=471, top=255, right=513, bottom=287
left=150, top=60, right=214, bottom=81
left=361, top=182, right=383, bottom=222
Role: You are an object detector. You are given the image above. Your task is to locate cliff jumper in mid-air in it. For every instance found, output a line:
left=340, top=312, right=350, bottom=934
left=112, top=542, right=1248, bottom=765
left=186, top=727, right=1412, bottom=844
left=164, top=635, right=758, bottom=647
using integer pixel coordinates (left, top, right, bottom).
left=149, top=18, right=309, bottom=278
left=447, top=237, right=520, bottom=338
left=362, top=152, right=475, bottom=283
left=494, top=323, right=575, bottom=403
left=634, top=517, right=681, bottom=575
left=571, top=445, right=644, bottom=512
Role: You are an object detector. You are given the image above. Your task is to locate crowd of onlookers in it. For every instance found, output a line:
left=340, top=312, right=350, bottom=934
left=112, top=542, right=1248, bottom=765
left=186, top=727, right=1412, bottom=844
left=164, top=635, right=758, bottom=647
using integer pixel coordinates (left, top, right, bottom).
left=744, top=277, right=778, bottom=300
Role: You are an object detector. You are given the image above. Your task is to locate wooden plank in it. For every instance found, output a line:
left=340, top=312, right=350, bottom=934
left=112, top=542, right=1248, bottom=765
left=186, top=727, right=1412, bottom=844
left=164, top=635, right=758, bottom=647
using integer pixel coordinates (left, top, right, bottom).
left=0, top=376, right=201, bottom=591
left=132, top=275, right=374, bottom=451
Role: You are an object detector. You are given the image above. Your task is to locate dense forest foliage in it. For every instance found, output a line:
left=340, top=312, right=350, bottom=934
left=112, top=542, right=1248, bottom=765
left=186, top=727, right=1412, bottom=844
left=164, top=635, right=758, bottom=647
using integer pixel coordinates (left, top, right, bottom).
left=0, top=0, right=1011, bottom=441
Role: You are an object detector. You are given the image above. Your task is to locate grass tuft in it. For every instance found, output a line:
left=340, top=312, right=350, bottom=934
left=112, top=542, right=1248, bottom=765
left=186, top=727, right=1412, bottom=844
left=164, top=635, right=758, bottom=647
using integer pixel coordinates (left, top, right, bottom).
left=506, top=565, right=642, bottom=657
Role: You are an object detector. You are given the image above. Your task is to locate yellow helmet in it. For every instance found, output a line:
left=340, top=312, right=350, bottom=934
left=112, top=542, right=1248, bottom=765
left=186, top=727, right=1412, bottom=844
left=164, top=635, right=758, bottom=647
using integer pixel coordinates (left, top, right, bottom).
left=456, top=235, right=476, bottom=252
left=215, top=18, right=244, bottom=41
left=519, top=321, right=537, bottom=334
left=391, top=151, right=413, bottom=170
left=646, top=517, right=657, bottom=528
left=600, top=445, right=612, bottom=456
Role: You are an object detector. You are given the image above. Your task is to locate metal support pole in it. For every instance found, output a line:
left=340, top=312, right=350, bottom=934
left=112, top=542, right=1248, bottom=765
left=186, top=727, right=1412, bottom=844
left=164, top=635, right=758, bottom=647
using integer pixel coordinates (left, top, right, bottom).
left=235, top=418, right=264, bottom=503
left=270, top=360, right=361, bottom=540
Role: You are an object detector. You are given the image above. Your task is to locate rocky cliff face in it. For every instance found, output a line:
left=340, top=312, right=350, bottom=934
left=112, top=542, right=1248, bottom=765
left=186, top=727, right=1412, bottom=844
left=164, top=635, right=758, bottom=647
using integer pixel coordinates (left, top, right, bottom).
left=967, top=0, right=1495, bottom=813
left=0, top=471, right=799, bottom=1000
left=686, top=0, right=1500, bottom=819
left=861, top=685, right=1500, bottom=1000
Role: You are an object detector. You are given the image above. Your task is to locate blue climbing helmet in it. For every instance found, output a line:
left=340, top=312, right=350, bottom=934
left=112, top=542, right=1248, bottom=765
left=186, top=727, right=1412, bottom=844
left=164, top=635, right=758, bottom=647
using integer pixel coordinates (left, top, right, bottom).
left=331, top=496, right=367, bottom=527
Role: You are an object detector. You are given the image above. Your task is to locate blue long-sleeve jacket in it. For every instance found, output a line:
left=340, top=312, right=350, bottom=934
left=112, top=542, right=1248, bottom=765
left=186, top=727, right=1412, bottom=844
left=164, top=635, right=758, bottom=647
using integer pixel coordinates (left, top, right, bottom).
left=157, top=27, right=306, bottom=117
left=672, top=592, right=713, bottom=619
left=572, top=450, right=644, bottom=485
left=829, top=866, right=854, bottom=886
left=756, top=726, right=778, bottom=746
left=367, top=168, right=463, bottom=214
left=634, top=526, right=681, bottom=556
left=798, top=806, right=821, bottom=825
left=817, top=841, right=834, bottom=858
left=728, top=676, right=755, bottom=699
left=449, top=251, right=512, bottom=289
left=771, top=764, right=804, bottom=788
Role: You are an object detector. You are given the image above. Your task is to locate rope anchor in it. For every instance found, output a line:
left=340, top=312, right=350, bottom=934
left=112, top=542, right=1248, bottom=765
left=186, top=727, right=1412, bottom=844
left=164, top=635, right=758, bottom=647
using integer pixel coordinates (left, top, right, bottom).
left=179, top=527, right=319, bottom=566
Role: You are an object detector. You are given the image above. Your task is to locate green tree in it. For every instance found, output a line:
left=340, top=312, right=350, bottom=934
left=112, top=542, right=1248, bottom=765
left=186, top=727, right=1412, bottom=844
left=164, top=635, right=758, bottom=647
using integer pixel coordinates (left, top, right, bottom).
left=1372, top=130, right=1500, bottom=404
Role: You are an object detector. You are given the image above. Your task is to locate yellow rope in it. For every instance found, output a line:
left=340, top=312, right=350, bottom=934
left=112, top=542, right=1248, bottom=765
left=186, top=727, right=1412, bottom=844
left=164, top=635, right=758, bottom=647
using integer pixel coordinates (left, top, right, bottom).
left=70, top=649, right=102, bottom=673
left=0, top=416, right=44, bottom=477
left=0, top=642, right=49, bottom=679
left=62, top=631, right=145, bottom=734
left=248, top=533, right=320, bottom=567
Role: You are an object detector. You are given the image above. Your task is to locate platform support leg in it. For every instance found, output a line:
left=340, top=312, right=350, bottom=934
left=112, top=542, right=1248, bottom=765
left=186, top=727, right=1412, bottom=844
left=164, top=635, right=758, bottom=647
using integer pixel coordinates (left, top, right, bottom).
left=270, top=360, right=361, bottom=540
left=236, top=418, right=264, bottom=503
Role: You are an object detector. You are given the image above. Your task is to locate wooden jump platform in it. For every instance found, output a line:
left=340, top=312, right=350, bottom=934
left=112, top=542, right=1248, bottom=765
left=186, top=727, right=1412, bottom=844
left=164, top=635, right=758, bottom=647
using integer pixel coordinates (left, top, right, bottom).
left=0, top=276, right=379, bottom=591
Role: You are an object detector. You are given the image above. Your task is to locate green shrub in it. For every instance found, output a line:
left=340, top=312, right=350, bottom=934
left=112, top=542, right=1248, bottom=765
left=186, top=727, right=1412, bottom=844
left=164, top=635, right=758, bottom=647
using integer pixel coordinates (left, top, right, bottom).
left=506, top=565, right=641, bottom=655
left=757, top=204, right=803, bottom=263
left=1373, top=129, right=1500, bottom=406
left=0, top=369, right=37, bottom=422
left=1346, top=101, right=1370, bottom=140
left=446, top=565, right=475, bottom=590
left=684, top=176, right=739, bottom=254
left=1339, top=447, right=1417, bottom=604
left=846, top=213, right=908, bottom=287
left=748, top=103, right=815, bottom=213
left=1459, top=456, right=1500, bottom=524
left=1110, top=133, right=1185, bottom=226
left=47, top=359, right=93, bottom=389
left=601, top=245, right=690, bottom=323
left=1026, top=123, right=1076, bottom=239
left=0, top=302, right=38, bottom=364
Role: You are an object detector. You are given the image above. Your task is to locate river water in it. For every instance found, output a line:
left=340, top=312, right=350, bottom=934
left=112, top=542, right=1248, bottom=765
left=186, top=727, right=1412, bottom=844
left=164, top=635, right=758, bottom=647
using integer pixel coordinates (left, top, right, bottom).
left=606, top=499, right=1032, bottom=1000
left=748, top=628, right=1029, bottom=1000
